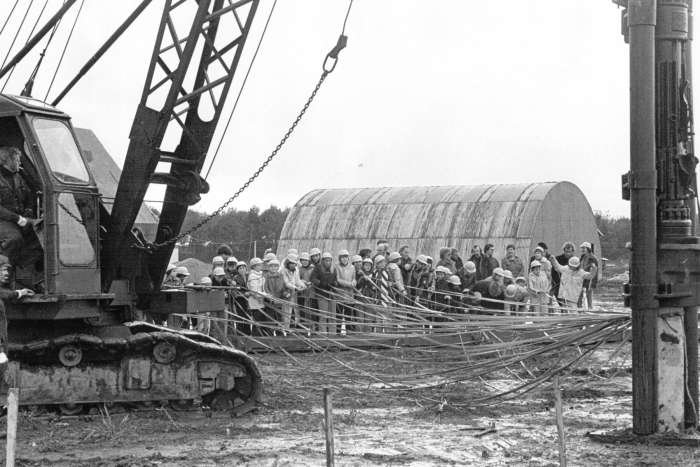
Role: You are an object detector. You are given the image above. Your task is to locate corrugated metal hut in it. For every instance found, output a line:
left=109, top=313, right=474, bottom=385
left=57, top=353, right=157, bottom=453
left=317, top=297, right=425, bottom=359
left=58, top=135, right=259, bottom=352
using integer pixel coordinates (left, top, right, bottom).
left=74, top=128, right=159, bottom=239
left=277, top=182, right=600, bottom=261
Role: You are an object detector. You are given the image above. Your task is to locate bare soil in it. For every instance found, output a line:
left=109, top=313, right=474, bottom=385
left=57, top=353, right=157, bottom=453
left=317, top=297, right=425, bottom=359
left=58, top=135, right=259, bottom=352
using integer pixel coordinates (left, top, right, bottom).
left=6, top=283, right=700, bottom=466
left=4, top=342, right=699, bottom=467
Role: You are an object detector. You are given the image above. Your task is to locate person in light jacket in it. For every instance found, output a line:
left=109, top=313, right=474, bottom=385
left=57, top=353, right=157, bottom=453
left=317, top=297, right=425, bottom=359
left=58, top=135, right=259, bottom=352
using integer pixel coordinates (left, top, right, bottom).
left=247, top=258, right=267, bottom=335
left=528, top=260, right=550, bottom=315
left=336, top=250, right=357, bottom=333
left=281, top=254, right=306, bottom=329
left=551, top=256, right=592, bottom=310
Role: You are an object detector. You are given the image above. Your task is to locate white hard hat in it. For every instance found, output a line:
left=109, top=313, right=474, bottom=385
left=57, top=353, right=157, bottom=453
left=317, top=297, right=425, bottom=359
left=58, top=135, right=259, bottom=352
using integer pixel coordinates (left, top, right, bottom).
left=310, top=248, right=322, bottom=256
left=388, top=252, right=401, bottom=262
left=250, top=257, right=263, bottom=266
left=200, top=277, right=212, bottom=285
left=174, top=266, right=190, bottom=276
left=321, top=252, right=333, bottom=259
left=236, top=261, right=247, bottom=269
left=534, top=246, right=544, bottom=253
left=515, top=276, right=527, bottom=285
left=416, top=254, right=428, bottom=264
left=448, top=275, right=461, bottom=286
left=503, top=270, right=514, bottom=280
left=351, top=255, right=362, bottom=263
left=287, top=248, right=298, bottom=255
left=505, top=284, right=517, bottom=298
left=226, top=256, right=238, bottom=264
left=338, top=249, right=350, bottom=257
left=436, top=266, right=451, bottom=274
left=530, top=260, right=541, bottom=268
left=362, top=257, right=374, bottom=264
left=426, top=256, right=434, bottom=263
left=300, top=252, right=311, bottom=261
left=212, top=266, right=225, bottom=276
left=286, top=254, right=299, bottom=264
left=374, top=255, right=386, bottom=264
left=263, top=252, right=277, bottom=262
left=580, top=241, right=592, bottom=250
left=464, top=261, right=476, bottom=274
left=493, top=267, right=505, bottom=277
left=269, top=259, right=280, bottom=266
left=568, top=256, right=581, bottom=268
left=212, top=256, right=224, bottom=264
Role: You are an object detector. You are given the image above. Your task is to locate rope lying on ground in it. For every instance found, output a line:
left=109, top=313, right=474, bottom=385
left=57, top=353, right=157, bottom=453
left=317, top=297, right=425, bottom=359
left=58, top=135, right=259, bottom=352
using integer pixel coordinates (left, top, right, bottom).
left=164, top=284, right=631, bottom=406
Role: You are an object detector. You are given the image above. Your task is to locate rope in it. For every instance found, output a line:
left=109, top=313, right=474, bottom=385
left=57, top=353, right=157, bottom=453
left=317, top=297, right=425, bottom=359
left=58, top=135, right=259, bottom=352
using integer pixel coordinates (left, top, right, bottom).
left=44, top=0, right=84, bottom=101
left=2, top=0, right=48, bottom=92
left=0, top=0, right=21, bottom=39
left=22, top=0, right=69, bottom=97
left=204, top=0, right=279, bottom=180
left=0, top=0, right=36, bottom=87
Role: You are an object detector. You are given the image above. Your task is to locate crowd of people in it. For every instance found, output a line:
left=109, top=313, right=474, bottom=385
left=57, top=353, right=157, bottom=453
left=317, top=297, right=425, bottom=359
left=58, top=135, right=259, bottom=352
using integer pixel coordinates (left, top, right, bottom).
left=163, top=239, right=600, bottom=336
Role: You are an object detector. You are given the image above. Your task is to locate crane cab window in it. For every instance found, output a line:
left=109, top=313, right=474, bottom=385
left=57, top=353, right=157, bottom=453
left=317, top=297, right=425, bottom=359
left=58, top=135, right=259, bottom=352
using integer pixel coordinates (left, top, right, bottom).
left=32, top=118, right=89, bottom=184
left=57, top=193, right=95, bottom=266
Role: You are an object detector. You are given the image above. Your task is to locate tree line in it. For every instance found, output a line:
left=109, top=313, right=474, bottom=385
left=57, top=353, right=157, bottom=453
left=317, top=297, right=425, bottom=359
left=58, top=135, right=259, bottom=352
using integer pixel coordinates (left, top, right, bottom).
left=174, top=207, right=631, bottom=263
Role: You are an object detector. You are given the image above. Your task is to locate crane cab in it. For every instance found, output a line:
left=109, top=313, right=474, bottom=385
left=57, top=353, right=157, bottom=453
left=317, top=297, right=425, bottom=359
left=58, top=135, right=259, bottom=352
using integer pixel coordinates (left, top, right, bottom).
left=0, top=94, right=109, bottom=320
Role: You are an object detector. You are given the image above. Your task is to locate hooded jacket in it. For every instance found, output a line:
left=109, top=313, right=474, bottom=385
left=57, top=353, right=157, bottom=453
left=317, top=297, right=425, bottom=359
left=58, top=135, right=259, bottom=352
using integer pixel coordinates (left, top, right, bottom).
left=247, top=269, right=266, bottom=309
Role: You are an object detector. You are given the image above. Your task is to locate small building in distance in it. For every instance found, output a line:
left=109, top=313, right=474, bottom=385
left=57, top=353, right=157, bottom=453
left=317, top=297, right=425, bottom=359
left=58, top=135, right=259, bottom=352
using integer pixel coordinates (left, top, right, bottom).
left=277, top=182, right=600, bottom=262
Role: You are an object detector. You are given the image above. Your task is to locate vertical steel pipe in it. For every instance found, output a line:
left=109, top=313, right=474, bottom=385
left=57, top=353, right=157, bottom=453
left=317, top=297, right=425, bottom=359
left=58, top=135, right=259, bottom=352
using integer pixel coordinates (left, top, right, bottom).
left=628, top=0, right=659, bottom=435
left=685, top=0, right=699, bottom=429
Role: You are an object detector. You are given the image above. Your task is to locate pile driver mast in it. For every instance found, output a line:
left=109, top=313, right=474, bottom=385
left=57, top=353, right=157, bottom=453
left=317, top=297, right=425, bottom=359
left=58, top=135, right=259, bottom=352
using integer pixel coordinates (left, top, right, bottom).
left=622, top=0, right=699, bottom=434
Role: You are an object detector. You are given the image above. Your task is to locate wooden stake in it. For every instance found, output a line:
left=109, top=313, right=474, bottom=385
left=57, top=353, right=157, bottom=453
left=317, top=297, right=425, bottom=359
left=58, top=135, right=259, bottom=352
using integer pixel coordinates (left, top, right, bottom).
left=323, top=388, right=334, bottom=467
left=6, top=387, right=19, bottom=467
left=553, top=375, right=567, bottom=467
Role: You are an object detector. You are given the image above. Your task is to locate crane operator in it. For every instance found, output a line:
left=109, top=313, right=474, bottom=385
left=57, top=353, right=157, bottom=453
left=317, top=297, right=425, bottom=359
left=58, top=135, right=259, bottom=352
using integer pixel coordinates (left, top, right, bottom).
left=0, top=146, right=38, bottom=267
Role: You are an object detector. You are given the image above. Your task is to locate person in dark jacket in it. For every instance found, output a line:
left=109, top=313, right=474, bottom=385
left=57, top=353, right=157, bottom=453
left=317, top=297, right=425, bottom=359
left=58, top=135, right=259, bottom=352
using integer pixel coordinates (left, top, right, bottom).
left=231, top=262, right=252, bottom=335
left=224, top=257, right=238, bottom=283
left=449, top=248, right=464, bottom=271
left=0, top=147, right=39, bottom=266
left=407, top=255, right=430, bottom=297
left=501, top=244, right=524, bottom=279
left=468, top=245, right=484, bottom=280
left=310, top=252, right=338, bottom=333
left=436, top=247, right=456, bottom=273
left=479, top=244, right=500, bottom=280
left=357, top=257, right=376, bottom=298
left=217, top=244, right=233, bottom=262
left=398, top=245, right=413, bottom=285
left=0, top=255, right=34, bottom=364
left=209, top=266, right=230, bottom=287
left=457, top=260, right=477, bottom=291
left=471, top=267, right=506, bottom=311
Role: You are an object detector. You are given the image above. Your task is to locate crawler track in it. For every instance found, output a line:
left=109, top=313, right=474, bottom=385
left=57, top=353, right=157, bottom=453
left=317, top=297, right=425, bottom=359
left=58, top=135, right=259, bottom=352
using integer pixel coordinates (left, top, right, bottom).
left=4, top=322, right=262, bottom=415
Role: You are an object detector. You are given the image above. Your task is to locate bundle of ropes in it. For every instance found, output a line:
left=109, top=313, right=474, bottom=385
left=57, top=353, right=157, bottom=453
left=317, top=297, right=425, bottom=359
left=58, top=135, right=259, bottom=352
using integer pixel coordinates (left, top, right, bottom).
left=168, top=284, right=631, bottom=407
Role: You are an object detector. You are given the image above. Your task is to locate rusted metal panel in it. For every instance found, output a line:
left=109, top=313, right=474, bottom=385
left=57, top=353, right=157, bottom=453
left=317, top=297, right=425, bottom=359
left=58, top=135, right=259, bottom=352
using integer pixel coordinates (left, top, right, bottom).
left=278, top=182, right=597, bottom=262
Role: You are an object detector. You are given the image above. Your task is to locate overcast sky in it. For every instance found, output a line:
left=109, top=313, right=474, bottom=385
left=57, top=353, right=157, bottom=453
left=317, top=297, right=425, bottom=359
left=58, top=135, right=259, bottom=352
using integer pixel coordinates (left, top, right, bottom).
left=0, top=1, right=641, bottom=217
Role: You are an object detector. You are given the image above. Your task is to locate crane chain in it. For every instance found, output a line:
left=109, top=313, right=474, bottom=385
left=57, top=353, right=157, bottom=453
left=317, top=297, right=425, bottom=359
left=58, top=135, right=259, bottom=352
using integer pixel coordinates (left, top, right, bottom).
left=153, top=70, right=330, bottom=249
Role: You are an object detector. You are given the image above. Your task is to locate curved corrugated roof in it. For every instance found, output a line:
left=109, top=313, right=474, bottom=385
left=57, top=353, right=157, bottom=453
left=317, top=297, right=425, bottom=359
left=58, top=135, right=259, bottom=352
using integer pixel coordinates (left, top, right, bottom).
left=278, top=182, right=599, bottom=260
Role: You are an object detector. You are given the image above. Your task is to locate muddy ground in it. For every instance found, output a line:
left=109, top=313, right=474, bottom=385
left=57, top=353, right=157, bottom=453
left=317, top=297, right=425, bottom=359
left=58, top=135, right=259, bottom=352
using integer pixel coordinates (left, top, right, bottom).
left=4, top=341, right=699, bottom=467
left=6, top=275, right=700, bottom=466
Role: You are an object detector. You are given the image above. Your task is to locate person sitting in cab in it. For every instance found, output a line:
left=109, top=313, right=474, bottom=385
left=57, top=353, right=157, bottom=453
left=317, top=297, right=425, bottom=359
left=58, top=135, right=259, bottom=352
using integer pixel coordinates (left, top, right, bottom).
left=0, top=146, right=38, bottom=266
